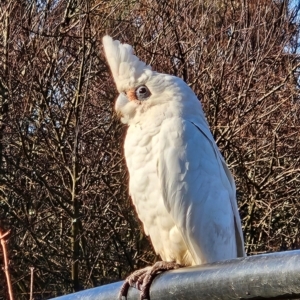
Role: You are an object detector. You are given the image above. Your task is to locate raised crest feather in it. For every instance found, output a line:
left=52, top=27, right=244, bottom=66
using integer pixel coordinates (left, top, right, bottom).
left=102, top=35, right=152, bottom=92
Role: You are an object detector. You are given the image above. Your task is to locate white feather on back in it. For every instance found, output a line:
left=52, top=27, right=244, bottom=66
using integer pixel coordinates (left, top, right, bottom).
left=102, top=35, right=152, bottom=92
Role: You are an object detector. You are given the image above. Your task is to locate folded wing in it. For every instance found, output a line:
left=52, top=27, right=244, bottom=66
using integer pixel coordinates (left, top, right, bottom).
left=158, top=117, right=245, bottom=265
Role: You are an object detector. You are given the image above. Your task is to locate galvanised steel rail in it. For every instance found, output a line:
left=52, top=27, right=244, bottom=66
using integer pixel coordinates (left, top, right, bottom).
left=50, top=250, right=300, bottom=300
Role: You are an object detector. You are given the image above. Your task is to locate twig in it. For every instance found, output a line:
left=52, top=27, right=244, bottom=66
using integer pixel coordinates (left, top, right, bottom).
left=0, top=229, right=14, bottom=300
left=30, top=267, right=34, bottom=300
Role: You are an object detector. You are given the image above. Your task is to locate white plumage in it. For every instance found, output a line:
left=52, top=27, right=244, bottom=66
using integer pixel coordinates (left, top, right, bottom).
left=103, top=35, right=245, bottom=268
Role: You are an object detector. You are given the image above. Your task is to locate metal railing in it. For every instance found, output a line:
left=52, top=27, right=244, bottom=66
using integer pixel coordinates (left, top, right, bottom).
left=50, top=250, right=300, bottom=299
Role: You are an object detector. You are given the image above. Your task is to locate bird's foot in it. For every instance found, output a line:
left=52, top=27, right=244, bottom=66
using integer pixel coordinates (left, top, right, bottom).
left=119, top=261, right=182, bottom=300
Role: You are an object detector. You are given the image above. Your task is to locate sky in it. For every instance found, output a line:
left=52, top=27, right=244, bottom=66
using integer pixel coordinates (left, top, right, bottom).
left=290, top=0, right=299, bottom=8
left=290, top=0, right=300, bottom=53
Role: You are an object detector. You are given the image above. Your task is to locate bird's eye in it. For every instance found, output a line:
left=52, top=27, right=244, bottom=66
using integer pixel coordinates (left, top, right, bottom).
left=135, top=85, right=151, bottom=100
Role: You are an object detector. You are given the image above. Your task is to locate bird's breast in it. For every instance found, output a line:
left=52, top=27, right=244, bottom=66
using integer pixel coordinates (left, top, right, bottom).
left=124, top=123, right=195, bottom=266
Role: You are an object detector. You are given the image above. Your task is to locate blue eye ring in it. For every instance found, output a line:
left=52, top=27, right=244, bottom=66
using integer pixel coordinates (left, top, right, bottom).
left=135, top=85, right=151, bottom=100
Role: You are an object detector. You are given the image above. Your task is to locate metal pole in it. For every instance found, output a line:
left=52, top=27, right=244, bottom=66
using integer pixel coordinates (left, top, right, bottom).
left=50, top=250, right=300, bottom=299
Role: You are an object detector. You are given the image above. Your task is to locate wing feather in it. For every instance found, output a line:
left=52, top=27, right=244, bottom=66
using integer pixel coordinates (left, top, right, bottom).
left=158, top=117, right=245, bottom=265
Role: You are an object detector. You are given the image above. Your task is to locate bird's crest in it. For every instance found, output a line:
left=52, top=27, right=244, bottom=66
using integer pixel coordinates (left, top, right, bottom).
left=102, top=35, right=152, bottom=92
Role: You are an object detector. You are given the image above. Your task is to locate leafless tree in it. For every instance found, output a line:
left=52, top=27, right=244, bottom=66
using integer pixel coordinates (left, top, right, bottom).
left=119, top=0, right=300, bottom=254
left=0, top=1, right=155, bottom=298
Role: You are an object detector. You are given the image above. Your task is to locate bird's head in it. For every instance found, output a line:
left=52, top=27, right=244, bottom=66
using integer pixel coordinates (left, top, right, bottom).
left=102, top=35, right=200, bottom=125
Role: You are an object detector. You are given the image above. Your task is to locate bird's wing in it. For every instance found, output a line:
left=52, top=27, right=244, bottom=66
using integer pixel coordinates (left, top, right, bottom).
left=158, top=117, right=245, bottom=265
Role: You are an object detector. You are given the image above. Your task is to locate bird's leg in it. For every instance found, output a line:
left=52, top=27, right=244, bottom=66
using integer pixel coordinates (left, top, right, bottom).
left=119, top=267, right=152, bottom=299
left=119, top=261, right=182, bottom=300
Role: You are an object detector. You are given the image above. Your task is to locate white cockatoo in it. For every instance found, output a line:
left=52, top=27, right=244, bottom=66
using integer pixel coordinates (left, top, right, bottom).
left=102, top=35, right=245, bottom=300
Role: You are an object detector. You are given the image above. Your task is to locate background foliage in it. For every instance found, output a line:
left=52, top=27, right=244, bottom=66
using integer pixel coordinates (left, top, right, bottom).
left=0, top=0, right=299, bottom=298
